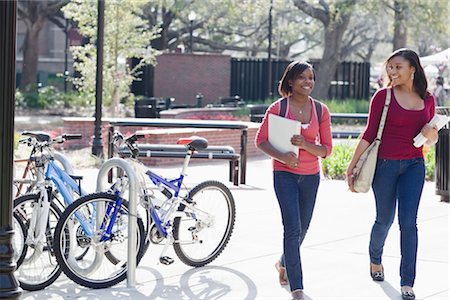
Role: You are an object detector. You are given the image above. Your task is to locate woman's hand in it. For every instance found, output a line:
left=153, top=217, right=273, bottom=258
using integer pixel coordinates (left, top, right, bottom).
left=421, top=123, right=439, bottom=145
left=282, top=152, right=299, bottom=169
left=291, top=134, right=307, bottom=149
left=346, top=166, right=357, bottom=192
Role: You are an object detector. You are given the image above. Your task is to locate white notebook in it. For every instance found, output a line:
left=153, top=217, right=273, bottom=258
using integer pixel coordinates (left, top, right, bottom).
left=268, top=114, right=301, bottom=155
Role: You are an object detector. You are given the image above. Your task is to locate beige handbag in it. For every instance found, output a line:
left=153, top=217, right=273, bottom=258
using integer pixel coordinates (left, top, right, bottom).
left=352, top=88, right=391, bottom=193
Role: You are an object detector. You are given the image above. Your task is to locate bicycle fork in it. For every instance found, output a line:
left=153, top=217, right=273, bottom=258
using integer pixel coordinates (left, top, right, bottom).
left=26, top=187, right=52, bottom=259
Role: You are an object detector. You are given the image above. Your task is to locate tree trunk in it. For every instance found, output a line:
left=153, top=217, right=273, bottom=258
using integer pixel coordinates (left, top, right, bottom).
left=312, top=27, right=347, bottom=100
left=393, top=0, right=407, bottom=51
left=21, top=20, right=46, bottom=91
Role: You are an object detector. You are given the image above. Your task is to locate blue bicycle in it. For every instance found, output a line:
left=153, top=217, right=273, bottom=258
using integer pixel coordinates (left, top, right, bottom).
left=53, top=131, right=236, bottom=289
left=12, top=131, right=86, bottom=291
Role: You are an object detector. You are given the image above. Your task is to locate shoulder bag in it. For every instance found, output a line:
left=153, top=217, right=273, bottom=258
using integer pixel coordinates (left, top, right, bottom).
left=352, top=88, right=391, bottom=193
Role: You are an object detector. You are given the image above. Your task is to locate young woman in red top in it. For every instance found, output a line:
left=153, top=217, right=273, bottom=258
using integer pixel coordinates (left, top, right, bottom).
left=255, top=61, right=332, bottom=300
left=347, top=48, right=438, bottom=300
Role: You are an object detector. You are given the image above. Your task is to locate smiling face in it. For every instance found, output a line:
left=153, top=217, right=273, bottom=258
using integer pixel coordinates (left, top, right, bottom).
left=288, top=67, right=315, bottom=96
left=386, top=56, right=415, bottom=87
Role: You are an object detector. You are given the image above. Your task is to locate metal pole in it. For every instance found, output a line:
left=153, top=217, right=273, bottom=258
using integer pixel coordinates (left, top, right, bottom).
left=92, top=0, right=105, bottom=158
left=96, top=159, right=138, bottom=287
left=189, top=20, right=193, bottom=53
left=0, top=0, right=22, bottom=297
left=64, top=18, right=69, bottom=93
left=267, top=0, right=273, bottom=99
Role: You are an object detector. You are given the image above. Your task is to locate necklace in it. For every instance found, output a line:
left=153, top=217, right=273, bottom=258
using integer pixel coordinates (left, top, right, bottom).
left=294, top=101, right=308, bottom=115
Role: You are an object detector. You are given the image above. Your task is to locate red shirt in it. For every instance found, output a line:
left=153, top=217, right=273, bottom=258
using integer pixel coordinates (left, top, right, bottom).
left=362, top=88, right=435, bottom=159
left=255, top=97, right=333, bottom=175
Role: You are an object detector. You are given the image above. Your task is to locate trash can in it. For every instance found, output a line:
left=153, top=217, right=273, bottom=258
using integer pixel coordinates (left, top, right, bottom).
left=435, top=107, right=450, bottom=202
left=134, top=98, right=167, bottom=118
left=219, top=95, right=245, bottom=107
left=247, top=104, right=269, bottom=123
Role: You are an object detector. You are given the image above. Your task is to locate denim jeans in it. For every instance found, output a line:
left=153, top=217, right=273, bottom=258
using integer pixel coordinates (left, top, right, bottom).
left=273, top=171, right=320, bottom=291
left=370, top=158, right=425, bottom=287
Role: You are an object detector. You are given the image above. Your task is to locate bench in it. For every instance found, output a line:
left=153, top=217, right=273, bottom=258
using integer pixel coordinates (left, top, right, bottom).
left=118, top=144, right=240, bottom=186
left=108, top=118, right=249, bottom=184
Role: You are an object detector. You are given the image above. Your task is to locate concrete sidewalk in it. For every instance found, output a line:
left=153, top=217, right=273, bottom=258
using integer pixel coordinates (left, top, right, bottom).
left=20, top=157, right=449, bottom=300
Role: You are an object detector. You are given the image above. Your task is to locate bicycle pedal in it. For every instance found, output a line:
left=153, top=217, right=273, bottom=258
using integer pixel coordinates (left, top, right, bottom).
left=159, top=256, right=174, bottom=265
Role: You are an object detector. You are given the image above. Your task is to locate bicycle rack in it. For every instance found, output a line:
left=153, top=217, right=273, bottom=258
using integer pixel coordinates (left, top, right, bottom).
left=96, top=158, right=138, bottom=288
left=54, top=151, right=74, bottom=175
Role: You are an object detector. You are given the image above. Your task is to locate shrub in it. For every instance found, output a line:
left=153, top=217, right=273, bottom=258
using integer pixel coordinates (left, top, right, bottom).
left=424, top=144, right=435, bottom=181
left=16, top=85, right=62, bottom=109
left=322, top=139, right=436, bottom=182
left=321, top=139, right=355, bottom=180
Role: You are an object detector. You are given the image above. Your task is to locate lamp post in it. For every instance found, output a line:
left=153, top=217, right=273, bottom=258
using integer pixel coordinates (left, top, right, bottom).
left=267, top=0, right=273, bottom=99
left=0, top=0, right=22, bottom=297
left=64, top=18, right=69, bottom=93
left=92, top=0, right=105, bottom=158
left=188, top=11, right=196, bottom=53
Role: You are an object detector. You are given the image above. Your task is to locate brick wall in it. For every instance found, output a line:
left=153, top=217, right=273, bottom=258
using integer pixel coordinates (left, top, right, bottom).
left=62, top=117, right=263, bottom=166
left=154, top=53, right=230, bottom=106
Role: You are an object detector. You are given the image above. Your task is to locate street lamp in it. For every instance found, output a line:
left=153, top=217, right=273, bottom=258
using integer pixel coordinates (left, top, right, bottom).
left=267, top=0, right=273, bottom=99
left=188, top=11, right=196, bottom=53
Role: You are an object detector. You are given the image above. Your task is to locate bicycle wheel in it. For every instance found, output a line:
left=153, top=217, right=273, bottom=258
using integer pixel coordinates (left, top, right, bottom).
left=173, top=180, right=236, bottom=267
left=54, top=192, right=146, bottom=289
left=13, top=193, right=63, bottom=291
left=12, top=211, right=27, bottom=267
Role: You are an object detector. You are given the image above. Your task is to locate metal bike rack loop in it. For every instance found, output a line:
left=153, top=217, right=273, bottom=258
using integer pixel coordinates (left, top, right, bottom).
left=96, top=158, right=138, bottom=287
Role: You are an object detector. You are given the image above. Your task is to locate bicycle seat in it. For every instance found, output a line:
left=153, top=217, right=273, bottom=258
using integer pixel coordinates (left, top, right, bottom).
left=177, top=136, right=208, bottom=151
left=21, top=131, right=51, bottom=142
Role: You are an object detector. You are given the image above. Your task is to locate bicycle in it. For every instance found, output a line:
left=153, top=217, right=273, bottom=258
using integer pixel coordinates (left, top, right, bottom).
left=53, top=131, right=236, bottom=289
left=12, top=131, right=85, bottom=291
left=13, top=149, right=75, bottom=198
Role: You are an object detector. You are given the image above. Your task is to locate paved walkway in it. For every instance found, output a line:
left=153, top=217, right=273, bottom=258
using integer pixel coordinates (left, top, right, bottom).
left=20, top=157, right=449, bottom=300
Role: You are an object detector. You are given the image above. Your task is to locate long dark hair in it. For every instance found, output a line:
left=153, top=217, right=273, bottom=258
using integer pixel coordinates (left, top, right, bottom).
left=385, top=48, right=428, bottom=99
left=278, top=61, right=315, bottom=98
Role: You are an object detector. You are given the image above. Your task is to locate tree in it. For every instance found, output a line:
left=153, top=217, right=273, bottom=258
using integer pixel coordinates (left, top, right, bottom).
left=17, top=0, right=69, bottom=91
left=62, top=0, right=160, bottom=116
left=292, top=0, right=357, bottom=100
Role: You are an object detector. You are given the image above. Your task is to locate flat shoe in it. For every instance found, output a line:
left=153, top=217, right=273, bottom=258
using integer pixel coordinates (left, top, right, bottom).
left=401, top=287, right=415, bottom=300
left=291, top=289, right=304, bottom=300
left=275, top=261, right=288, bottom=285
left=370, top=264, right=384, bottom=281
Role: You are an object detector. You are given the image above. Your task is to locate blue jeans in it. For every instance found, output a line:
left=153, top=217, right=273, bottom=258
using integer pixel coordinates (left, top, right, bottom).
left=370, top=158, right=425, bottom=287
left=274, top=171, right=320, bottom=291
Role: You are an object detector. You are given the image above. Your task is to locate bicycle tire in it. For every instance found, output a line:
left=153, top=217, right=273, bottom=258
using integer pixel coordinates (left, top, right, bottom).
left=13, top=193, right=63, bottom=291
left=173, top=180, right=235, bottom=267
left=12, top=211, right=27, bottom=267
left=54, top=192, right=146, bottom=289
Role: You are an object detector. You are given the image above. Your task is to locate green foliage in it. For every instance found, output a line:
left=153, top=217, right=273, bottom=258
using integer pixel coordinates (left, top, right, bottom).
left=15, top=86, right=94, bottom=110
left=321, top=98, right=370, bottom=113
left=424, top=145, right=435, bottom=181
left=63, top=0, right=160, bottom=113
left=15, top=85, right=61, bottom=109
left=14, top=132, right=21, bottom=150
left=321, top=140, right=355, bottom=180
left=322, top=139, right=436, bottom=182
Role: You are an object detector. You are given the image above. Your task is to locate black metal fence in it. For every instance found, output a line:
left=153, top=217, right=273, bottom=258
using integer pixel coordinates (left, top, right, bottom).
left=230, top=58, right=370, bottom=101
left=131, top=57, right=370, bottom=102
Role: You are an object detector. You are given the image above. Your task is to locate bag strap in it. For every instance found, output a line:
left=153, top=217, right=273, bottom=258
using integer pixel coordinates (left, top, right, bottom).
left=279, top=97, right=322, bottom=123
left=375, top=88, right=392, bottom=141
left=279, top=98, right=288, bottom=117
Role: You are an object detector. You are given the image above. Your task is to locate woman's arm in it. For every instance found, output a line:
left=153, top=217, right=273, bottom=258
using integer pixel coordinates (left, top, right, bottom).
left=257, top=141, right=298, bottom=169
left=290, top=104, right=332, bottom=158
left=346, top=139, right=371, bottom=192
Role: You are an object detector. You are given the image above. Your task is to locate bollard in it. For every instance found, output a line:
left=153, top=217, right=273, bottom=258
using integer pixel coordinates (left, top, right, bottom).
left=96, top=158, right=138, bottom=287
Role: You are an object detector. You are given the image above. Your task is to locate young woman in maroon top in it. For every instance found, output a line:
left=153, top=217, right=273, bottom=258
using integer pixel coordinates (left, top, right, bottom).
left=347, top=48, right=438, bottom=300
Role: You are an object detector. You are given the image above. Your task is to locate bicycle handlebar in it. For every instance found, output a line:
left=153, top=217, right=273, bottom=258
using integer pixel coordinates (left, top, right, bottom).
left=19, top=132, right=83, bottom=148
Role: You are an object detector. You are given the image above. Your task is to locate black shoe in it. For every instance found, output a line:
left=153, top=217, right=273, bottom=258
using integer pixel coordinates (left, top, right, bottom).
left=370, top=264, right=384, bottom=281
left=401, top=287, right=415, bottom=300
